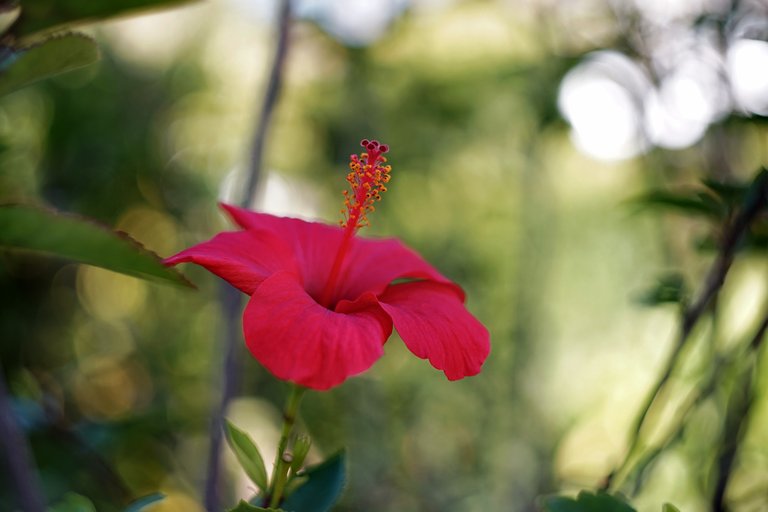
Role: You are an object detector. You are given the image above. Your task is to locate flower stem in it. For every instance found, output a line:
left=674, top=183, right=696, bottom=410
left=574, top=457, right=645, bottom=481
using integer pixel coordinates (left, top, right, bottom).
left=268, top=384, right=306, bottom=508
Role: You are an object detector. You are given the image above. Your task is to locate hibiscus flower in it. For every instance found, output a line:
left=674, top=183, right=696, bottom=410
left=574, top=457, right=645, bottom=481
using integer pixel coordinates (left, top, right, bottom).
left=165, top=140, right=489, bottom=390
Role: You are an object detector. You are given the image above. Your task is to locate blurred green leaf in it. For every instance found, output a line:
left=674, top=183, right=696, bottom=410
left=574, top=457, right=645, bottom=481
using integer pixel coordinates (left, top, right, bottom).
left=701, top=179, right=749, bottom=209
left=0, top=33, right=98, bottom=96
left=540, top=491, right=636, bottom=512
left=282, top=451, right=346, bottom=512
left=0, top=3, right=20, bottom=34
left=124, top=493, right=165, bottom=512
left=662, top=504, right=681, bottom=512
left=709, top=168, right=768, bottom=253
left=635, top=273, right=687, bottom=307
left=49, top=493, right=97, bottom=512
left=745, top=231, right=768, bottom=251
left=631, top=190, right=724, bottom=219
left=290, top=434, right=311, bottom=475
left=0, top=204, right=190, bottom=286
left=13, top=0, right=196, bottom=38
left=225, top=419, right=269, bottom=492
left=742, top=167, right=768, bottom=208
left=227, top=501, right=284, bottom=512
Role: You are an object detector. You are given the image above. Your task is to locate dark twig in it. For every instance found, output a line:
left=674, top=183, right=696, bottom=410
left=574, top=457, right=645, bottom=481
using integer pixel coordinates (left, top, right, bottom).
left=0, top=364, right=46, bottom=512
left=203, top=2, right=293, bottom=511
left=605, top=170, right=768, bottom=491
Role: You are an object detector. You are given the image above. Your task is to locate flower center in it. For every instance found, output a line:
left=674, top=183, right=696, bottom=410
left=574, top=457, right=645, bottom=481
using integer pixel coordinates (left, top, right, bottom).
left=318, top=139, right=391, bottom=307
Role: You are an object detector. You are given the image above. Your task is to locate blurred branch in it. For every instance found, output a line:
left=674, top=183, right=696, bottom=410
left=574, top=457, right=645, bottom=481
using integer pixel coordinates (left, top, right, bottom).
left=204, top=2, right=293, bottom=511
left=204, top=282, right=243, bottom=512
left=243, top=0, right=292, bottom=207
left=0, top=365, right=46, bottom=512
left=622, top=303, right=768, bottom=496
left=605, top=170, right=768, bottom=492
left=712, top=309, right=768, bottom=512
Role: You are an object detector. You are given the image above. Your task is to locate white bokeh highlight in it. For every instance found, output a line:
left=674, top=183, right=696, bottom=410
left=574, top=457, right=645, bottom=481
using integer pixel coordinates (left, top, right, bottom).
left=728, top=38, right=768, bottom=115
left=558, top=52, right=649, bottom=161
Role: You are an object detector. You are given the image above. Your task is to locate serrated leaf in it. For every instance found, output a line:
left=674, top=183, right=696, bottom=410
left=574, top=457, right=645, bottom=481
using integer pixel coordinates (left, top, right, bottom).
left=0, top=33, right=98, bottom=96
left=125, top=493, right=165, bottom=512
left=225, top=420, right=269, bottom=492
left=540, top=491, right=636, bottom=512
left=227, top=500, right=284, bottom=512
left=0, top=204, right=190, bottom=286
left=13, top=0, right=196, bottom=39
left=49, top=492, right=97, bottom=512
left=282, top=451, right=346, bottom=512
left=0, top=3, right=20, bottom=35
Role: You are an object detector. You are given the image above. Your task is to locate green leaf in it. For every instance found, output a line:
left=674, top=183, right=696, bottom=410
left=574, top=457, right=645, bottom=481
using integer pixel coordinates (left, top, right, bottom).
left=225, top=419, right=269, bottom=492
left=540, top=491, right=636, bottom=512
left=13, top=0, right=197, bottom=39
left=662, top=504, right=681, bottom=512
left=635, top=273, right=687, bottom=307
left=701, top=179, right=749, bottom=209
left=0, top=33, right=98, bottom=96
left=124, top=493, right=165, bottom=512
left=227, top=500, right=284, bottom=512
left=282, top=451, right=346, bottom=512
left=49, top=492, right=97, bottom=512
left=290, top=434, right=311, bottom=475
left=630, top=190, right=724, bottom=219
left=742, top=167, right=768, bottom=209
left=0, top=3, right=20, bottom=35
left=0, top=204, right=189, bottom=286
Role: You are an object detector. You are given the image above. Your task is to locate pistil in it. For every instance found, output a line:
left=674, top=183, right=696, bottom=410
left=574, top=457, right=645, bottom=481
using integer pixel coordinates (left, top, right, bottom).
left=318, top=139, right=391, bottom=308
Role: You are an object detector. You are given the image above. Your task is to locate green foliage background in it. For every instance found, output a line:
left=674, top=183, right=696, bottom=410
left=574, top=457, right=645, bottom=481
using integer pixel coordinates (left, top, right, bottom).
left=1, top=1, right=767, bottom=511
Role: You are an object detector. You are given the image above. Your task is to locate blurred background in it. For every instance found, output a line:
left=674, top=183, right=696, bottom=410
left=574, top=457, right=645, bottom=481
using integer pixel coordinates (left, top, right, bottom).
left=1, top=0, right=768, bottom=510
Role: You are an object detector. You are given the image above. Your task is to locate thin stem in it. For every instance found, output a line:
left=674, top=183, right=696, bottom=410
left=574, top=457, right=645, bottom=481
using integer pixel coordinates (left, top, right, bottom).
left=244, top=0, right=293, bottom=206
left=203, top=2, right=293, bottom=510
left=0, top=364, right=46, bottom=512
left=605, top=170, right=768, bottom=492
left=268, top=384, right=306, bottom=508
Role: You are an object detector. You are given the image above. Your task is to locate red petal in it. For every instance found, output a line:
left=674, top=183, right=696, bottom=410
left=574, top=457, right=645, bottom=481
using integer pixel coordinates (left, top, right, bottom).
left=221, top=204, right=343, bottom=300
left=336, top=237, right=461, bottom=303
left=243, top=271, right=393, bottom=390
left=164, top=230, right=297, bottom=294
left=377, top=281, right=490, bottom=380
left=221, top=204, right=458, bottom=304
